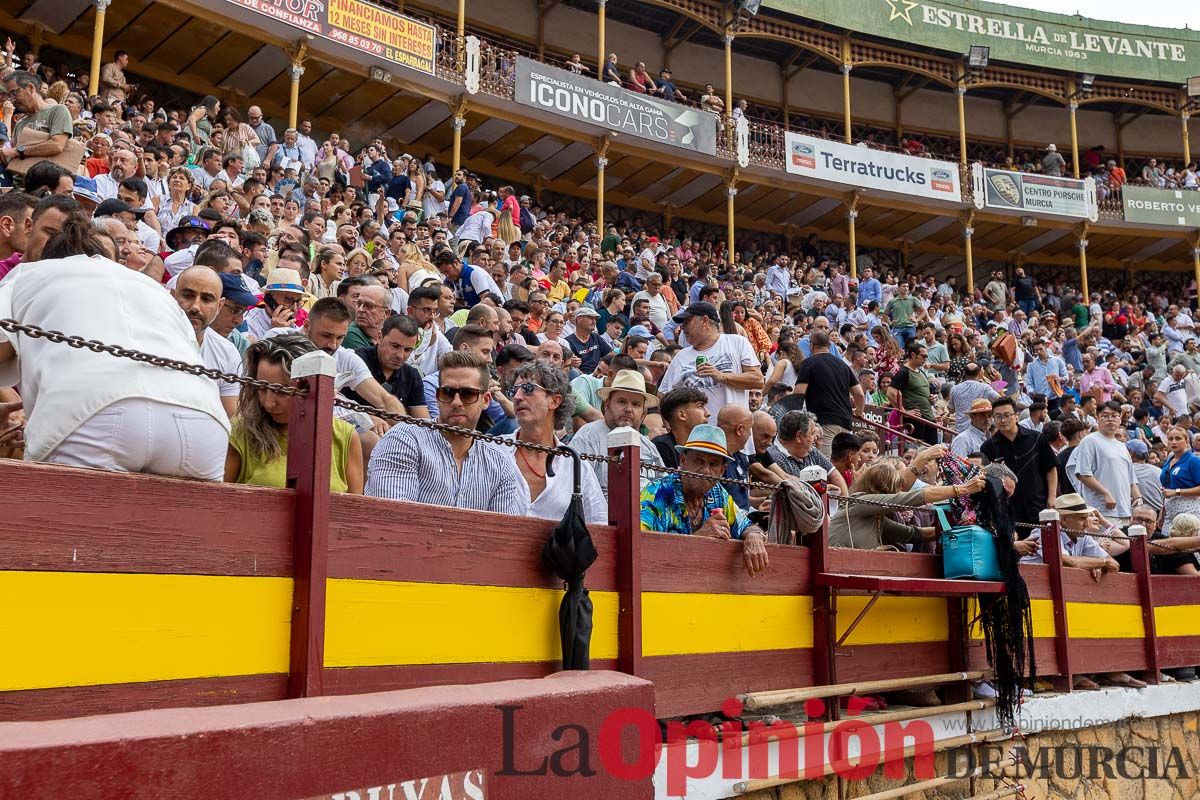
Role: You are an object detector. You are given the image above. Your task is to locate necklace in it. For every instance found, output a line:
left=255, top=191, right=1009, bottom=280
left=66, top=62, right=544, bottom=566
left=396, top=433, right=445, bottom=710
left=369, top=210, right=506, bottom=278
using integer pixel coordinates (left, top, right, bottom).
left=517, top=439, right=547, bottom=479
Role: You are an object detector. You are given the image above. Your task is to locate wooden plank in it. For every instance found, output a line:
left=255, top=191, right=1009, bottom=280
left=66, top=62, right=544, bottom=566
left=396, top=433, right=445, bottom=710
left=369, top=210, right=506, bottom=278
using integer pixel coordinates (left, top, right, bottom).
left=640, top=534, right=812, bottom=595
left=825, top=548, right=942, bottom=579
left=0, top=674, right=288, bottom=723
left=611, top=442, right=643, bottom=677
left=0, top=460, right=293, bottom=576
left=1058, top=568, right=1141, bottom=605
left=1068, top=638, right=1149, bottom=675
left=642, top=649, right=815, bottom=719
left=1129, top=536, right=1160, bottom=683
left=325, top=494, right=619, bottom=591
left=322, top=660, right=618, bottom=697
left=1156, top=635, right=1200, bottom=669
left=1149, top=575, right=1200, bottom=606
left=816, top=573, right=1004, bottom=596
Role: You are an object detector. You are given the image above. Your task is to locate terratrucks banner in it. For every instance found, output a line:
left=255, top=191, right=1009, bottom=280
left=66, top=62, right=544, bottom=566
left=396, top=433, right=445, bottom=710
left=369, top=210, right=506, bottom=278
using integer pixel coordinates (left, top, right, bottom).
left=764, top=0, right=1200, bottom=84
left=1123, top=186, right=1200, bottom=228
left=972, top=164, right=1097, bottom=222
left=514, top=57, right=717, bottom=156
left=783, top=132, right=960, bottom=201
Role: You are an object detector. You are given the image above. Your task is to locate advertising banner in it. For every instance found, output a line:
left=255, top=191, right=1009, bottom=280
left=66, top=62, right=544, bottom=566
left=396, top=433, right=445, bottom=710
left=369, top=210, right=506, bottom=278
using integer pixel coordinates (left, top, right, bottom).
left=1122, top=186, right=1200, bottom=228
left=765, top=0, right=1200, bottom=84
left=514, top=57, right=718, bottom=156
left=783, top=132, right=960, bottom=201
left=972, top=165, right=1097, bottom=222
left=226, top=0, right=436, bottom=75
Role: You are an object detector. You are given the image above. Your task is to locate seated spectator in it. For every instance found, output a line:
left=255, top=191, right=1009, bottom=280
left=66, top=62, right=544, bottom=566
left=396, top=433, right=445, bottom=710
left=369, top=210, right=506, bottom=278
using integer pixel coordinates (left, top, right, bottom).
left=0, top=217, right=228, bottom=479
left=507, top=360, right=605, bottom=524
left=245, top=267, right=305, bottom=339
left=365, top=351, right=529, bottom=514
left=225, top=334, right=363, bottom=493
left=640, top=424, right=768, bottom=577
left=568, top=369, right=664, bottom=497
left=172, top=264, right=242, bottom=416
left=761, top=410, right=849, bottom=496
left=829, top=448, right=984, bottom=549
left=716, top=404, right=754, bottom=511
left=350, top=314, right=429, bottom=418
left=652, top=386, right=709, bottom=468
left=830, top=431, right=862, bottom=488
left=627, top=61, right=656, bottom=94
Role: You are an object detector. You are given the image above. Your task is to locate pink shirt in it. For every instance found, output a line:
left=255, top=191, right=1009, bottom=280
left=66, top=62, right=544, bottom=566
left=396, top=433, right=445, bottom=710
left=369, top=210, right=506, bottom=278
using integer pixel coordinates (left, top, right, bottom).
left=1079, top=366, right=1116, bottom=401
left=0, top=251, right=23, bottom=282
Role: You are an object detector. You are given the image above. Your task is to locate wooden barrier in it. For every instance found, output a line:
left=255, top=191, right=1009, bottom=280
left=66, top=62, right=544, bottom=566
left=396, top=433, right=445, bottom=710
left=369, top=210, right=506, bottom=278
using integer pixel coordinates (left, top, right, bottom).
left=0, top=389, right=1196, bottom=723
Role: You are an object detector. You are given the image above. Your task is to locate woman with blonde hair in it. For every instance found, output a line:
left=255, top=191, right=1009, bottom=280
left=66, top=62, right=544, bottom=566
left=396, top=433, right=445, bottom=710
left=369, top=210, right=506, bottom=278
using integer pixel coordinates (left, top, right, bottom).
left=829, top=446, right=985, bottom=549
left=872, top=325, right=903, bottom=377
left=345, top=247, right=372, bottom=278
left=397, top=242, right=439, bottom=291
left=226, top=334, right=363, bottom=493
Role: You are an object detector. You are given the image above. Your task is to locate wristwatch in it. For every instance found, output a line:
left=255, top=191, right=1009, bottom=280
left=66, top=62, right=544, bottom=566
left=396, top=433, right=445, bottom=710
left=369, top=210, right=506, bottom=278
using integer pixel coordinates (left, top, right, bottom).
left=15, top=145, right=25, bottom=158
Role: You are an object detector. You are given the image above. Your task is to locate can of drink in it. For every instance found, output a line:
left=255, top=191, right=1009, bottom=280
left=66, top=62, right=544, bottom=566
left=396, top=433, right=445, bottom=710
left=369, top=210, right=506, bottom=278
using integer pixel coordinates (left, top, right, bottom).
left=695, top=356, right=708, bottom=368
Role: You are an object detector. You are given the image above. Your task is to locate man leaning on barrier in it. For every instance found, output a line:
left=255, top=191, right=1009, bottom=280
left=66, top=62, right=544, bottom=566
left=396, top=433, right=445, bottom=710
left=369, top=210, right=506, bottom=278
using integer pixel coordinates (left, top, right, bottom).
left=640, top=424, right=769, bottom=578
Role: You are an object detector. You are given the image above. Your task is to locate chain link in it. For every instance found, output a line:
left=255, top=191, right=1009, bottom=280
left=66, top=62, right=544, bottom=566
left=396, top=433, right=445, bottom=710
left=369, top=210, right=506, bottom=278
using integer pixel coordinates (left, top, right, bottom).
left=639, top=459, right=782, bottom=492
left=0, top=318, right=306, bottom=396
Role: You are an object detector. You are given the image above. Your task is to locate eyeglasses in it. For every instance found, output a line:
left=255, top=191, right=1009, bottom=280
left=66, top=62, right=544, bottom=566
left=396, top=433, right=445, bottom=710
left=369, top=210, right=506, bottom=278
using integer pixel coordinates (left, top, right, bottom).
left=436, top=385, right=485, bottom=404
left=510, top=381, right=547, bottom=397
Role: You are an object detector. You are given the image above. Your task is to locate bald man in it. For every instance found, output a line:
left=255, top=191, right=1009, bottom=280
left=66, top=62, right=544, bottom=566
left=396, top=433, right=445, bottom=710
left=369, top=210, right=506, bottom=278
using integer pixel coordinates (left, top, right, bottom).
left=718, top=404, right=754, bottom=510
left=173, top=265, right=243, bottom=415
left=749, top=410, right=789, bottom=487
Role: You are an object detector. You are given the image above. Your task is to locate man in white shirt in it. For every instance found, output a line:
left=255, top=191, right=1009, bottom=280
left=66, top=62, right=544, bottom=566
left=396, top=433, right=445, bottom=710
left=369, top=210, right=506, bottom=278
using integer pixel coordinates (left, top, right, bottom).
left=633, top=272, right=672, bottom=330
left=422, top=164, right=447, bottom=220
left=0, top=253, right=229, bottom=478
left=764, top=255, right=790, bottom=300
left=1156, top=364, right=1191, bottom=417
left=658, top=303, right=764, bottom=445
left=295, top=119, right=319, bottom=169
left=93, top=148, right=140, bottom=200
left=172, top=265, right=243, bottom=416
left=454, top=207, right=498, bottom=255
left=637, top=237, right=659, bottom=280
left=407, top=284, right=452, bottom=377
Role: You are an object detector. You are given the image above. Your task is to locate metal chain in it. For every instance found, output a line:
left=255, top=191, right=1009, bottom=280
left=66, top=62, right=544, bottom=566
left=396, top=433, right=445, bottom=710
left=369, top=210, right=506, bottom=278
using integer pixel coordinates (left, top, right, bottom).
left=0, top=318, right=306, bottom=396
left=639, top=459, right=782, bottom=492
left=1013, top=520, right=1133, bottom=541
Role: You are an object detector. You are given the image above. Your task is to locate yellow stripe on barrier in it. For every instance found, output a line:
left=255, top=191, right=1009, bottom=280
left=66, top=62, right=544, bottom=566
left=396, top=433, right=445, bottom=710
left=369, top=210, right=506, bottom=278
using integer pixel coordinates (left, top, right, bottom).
left=0, top=571, right=292, bottom=692
left=1154, top=604, right=1200, bottom=638
left=641, top=593, right=813, bottom=656
left=323, top=579, right=619, bottom=666
left=1066, top=601, right=1145, bottom=639
left=967, top=599, right=1056, bottom=641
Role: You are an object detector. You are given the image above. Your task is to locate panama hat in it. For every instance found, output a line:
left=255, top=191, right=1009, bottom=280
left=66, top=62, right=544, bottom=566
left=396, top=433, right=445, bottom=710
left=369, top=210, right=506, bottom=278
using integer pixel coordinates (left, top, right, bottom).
left=597, top=369, right=658, bottom=409
left=675, top=423, right=733, bottom=463
left=264, top=267, right=305, bottom=296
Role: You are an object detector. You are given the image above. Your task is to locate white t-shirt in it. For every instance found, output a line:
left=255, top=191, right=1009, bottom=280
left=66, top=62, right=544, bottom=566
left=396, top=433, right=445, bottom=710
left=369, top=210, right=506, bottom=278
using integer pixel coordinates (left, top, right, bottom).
left=1158, top=375, right=1189, bottom=416
left=633, top=290, right=671, bottom=329
left=659, top=333, right=759, bottom=452
left=423, top=178, right=447, bottom=220
left=0, top=255, right=229, bottom=461
left=412, top=324, right=451, bottom=377
left=200, top=326, right=244, bottom=398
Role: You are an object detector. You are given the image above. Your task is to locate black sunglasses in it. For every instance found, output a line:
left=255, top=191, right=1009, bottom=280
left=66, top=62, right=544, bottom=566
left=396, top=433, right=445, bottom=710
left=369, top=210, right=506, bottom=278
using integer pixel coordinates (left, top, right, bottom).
left=436, top=385, right=485, bottom=404
left=509, top=381, right=546, bottom=397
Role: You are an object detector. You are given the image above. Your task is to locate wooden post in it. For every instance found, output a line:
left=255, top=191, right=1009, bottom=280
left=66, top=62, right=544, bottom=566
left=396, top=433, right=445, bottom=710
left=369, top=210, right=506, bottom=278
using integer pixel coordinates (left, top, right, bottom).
left=956, top=77, right=968, bottom=166
left=608, top=428, right=643, bottom=677
left=1191, top=232, right=1200, bottom=309
left=1040, top=509, right=1073, bottom=692
left=287, top=43, right=307, bottom=132
left=89, top=0, right=110, bottom=98
left=1115, top=111, right=1126, bottom=169
left=595, top=136, right=609, bottom=236
left=285, top=351, right=337, bottom=699
left=894, top=86, right=904, bottom=142
left=1005, top=109, right=1015, bottom=160
left=1128, top=527, right=1160, bottom=684
left=810, top=493, right=837, bottom=719
left=1185, top=111, right=1193, bottom=168
left=726, top=174, right=738, bottom=268
left=846, top=190, right=860, bottom=280
left=1067, top=80, right=1081, bottom=179
left=781, top=66, right=790, bottom=131
left=840, top=36, right=852, bottom=143
left=597, top=0, right=606, bottom=83
left=456, top=0, right=466, bottom=38
left=724, top=32, right=734, bottom=133
left=450, top=96, right=467, bottom=175
left=961, top=210, right=975, bottom=297
left=1075, top=222, right=1090, bottom=301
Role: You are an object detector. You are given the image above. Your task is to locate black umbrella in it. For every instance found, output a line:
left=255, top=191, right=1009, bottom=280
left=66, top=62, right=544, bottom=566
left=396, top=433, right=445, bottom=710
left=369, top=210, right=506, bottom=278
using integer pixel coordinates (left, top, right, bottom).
left=541, top=445, right=597, bottom=671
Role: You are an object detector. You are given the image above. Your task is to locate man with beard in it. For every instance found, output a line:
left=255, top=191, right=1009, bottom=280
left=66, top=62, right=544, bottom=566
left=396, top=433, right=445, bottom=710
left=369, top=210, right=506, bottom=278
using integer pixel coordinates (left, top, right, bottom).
left=0, top=72, right=71, bottom=169
left=94, top=147, right=138, bottom=200
left=351, top=314, right=428, bottom=418
left=172, top=266, right=242, bottom=415
left=567, top=369, right=664, bottom=498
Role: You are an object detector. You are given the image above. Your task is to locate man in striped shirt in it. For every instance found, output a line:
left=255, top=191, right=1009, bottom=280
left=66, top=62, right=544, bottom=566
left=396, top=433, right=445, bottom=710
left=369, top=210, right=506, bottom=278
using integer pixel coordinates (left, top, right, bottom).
left=365, top=350, right=529, bottom=515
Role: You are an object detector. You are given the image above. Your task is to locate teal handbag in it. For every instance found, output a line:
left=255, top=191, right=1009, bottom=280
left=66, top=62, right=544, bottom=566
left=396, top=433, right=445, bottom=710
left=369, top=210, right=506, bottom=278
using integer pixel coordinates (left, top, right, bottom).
left=934, top=505, right=1003, bottom=582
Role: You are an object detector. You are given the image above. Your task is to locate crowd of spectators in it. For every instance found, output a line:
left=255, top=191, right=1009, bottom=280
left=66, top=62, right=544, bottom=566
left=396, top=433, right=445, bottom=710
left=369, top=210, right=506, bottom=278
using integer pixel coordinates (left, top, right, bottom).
left=1, top=37, right=1199, bottom=693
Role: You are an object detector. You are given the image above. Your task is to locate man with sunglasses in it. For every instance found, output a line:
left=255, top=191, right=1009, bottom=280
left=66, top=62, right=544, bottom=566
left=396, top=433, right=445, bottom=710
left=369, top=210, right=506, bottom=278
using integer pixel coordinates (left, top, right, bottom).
left=366, top=350, right=529, bottom=515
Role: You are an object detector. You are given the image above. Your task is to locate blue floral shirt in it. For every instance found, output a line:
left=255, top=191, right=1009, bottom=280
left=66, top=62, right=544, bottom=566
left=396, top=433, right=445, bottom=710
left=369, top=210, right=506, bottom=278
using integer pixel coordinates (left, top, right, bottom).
left=640, top=474, right=750, bottom=538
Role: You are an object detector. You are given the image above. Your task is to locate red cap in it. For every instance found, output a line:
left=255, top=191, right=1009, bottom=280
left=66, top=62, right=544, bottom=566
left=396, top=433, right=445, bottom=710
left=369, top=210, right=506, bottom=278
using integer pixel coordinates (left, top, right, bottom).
left=647, top=236, right=659, bottom=243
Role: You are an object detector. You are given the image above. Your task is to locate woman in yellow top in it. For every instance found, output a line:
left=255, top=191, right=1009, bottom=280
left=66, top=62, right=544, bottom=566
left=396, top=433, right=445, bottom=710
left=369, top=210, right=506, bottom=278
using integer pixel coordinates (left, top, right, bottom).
left=224, top=334, right=364, bottom=493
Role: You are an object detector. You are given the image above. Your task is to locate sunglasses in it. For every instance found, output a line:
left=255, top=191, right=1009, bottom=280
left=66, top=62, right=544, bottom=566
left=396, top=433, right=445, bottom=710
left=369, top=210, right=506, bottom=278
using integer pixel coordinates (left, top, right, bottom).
left=509, top=381, right=546, bottom=397
left=436, top=385, right=485, bottom=404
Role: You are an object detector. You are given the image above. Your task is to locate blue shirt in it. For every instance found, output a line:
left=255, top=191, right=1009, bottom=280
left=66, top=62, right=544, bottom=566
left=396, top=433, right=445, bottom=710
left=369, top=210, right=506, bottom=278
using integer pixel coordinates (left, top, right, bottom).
left=365, top=158, right=393, bottom=193
left=1024, top=356, right=1068, bottom=397
left=1162, top=450, right=1200, bottom=490
left=449, top=182, right=472, bottom=226
left=640, top=473, right=750, bottom=537
left=858, top=278, right=882, bottom=305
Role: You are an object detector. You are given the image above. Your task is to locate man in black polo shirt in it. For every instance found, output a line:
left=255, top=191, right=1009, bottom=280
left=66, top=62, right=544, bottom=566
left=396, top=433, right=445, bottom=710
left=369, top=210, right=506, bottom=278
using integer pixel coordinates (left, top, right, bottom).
left=981, top=395, right=1057, bottom=530
left=794, top=330, right=864, bottom=457
left=351, top=314, right=429, bottom=418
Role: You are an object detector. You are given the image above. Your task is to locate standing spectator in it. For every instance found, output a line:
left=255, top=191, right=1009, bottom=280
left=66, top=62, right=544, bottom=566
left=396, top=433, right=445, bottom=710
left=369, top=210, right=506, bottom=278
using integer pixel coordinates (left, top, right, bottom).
left=1, top=71, right=71, bottom=168
left=1079, top=352, right=1117, bottom=403
left=1127, top=440, right=1163, bottom=517
left=246, top=106, right=277, bottom=167
left=884, top=281, right=921, bottom=350
left=795, top=330, right=864, bottom=456
left=981, top=396, right=1058, bottom=529
left=1024, top=342, right=1068, bottom=413
left=952, top=398, right=993, bottom=459
left=983, top=269, right=1008, bottom=311
left=366, top=350, right=529, bottom=514
left=446, top=169, right=473, bottom=232
left=99, top=50, right=135, bottom=104
left=656, top=68, right=684, bottom=102
left=1012, top=267, right=1039, bottom=315
left=1042, top=143, right=1067, bottom=177
left=1156, top=364, right=1190, bottom=418
left=658, top=302, right=763, bottom=428
left=1161, top=425, right=1200, bottom=535
left=764, top=255, right=790, bottom=300
left=1067, top=401, right=1142, bottom=526
left=888, top=341, right=937, bottom=444
left=295, top=119, right=319, bottom=169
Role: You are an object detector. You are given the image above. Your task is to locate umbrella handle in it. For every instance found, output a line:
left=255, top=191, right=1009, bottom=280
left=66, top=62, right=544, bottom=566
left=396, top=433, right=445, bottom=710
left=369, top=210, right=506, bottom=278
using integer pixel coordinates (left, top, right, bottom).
left=557, top=444, right=583, bottom=496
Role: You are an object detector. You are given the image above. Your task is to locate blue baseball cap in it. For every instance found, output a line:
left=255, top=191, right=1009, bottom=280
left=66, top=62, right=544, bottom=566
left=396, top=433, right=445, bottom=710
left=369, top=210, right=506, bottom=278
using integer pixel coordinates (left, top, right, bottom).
left=219, top=273, right=260, bottom=307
